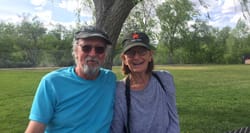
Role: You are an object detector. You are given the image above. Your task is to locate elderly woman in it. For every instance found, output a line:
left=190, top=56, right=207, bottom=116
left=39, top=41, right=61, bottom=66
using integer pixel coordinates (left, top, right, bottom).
left=111, top=32, right=180, bottom=133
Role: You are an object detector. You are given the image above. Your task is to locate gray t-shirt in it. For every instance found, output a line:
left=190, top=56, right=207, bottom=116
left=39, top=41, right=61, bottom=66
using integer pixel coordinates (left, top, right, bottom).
left=111, top=71, right=180, bottom=133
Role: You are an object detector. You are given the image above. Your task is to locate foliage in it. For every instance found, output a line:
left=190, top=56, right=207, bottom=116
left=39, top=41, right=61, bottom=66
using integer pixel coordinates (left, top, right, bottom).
left=113, top=0, right=159, bottom=65
left=121, top=0, right=158, bottom=41
left=49, top=0, right=250, bottom=68
left=1, top=1, right=250, bottom=67
left=0, top=18, right=75, bottom=68
left=156, top=0, right=198, bottom=64
left=154, top=43, right=169, bottom=64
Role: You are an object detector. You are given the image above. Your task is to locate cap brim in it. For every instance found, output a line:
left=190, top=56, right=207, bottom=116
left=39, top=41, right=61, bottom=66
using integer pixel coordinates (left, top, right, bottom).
left=75, top=33, right=112, bottom=45
left=122, top=42, right=151, bottom=53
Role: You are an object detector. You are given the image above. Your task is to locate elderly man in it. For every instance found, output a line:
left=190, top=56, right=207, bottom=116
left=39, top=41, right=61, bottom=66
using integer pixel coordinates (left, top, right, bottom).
left=25, top=26, right=116, bottom=133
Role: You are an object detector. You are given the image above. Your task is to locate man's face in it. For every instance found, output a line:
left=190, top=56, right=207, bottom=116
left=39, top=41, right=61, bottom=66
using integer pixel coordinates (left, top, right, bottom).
left=75, top=38, right=106, bottom=78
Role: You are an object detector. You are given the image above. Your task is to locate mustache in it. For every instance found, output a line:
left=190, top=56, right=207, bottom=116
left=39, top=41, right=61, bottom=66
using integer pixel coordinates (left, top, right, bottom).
left=85, top=56, right=100, bottom=64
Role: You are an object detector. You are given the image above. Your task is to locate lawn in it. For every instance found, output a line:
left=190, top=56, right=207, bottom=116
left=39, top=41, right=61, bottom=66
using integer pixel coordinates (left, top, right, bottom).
left=0, top=65, right=249, bottom=133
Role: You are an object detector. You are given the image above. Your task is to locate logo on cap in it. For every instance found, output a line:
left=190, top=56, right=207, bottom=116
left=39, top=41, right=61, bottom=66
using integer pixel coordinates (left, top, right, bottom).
left=132, top=33, right=139, bottom=39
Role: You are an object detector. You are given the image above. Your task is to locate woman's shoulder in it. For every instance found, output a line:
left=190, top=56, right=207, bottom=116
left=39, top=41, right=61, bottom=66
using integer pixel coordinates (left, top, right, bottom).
left=116, top=78, right=126, bottom=90
left=114, top=79, right=126, bottom=100
left=152, top=70, right=176, bottom=94
left=153, top=70, right=173, bottom=79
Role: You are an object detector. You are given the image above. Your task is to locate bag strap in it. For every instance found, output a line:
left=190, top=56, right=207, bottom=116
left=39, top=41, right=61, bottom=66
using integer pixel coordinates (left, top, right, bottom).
left=124, top=76, right=131, bottom=133
left=124, top=72, right=166, bottom=133
left=152, top=72, right=166, bottom=92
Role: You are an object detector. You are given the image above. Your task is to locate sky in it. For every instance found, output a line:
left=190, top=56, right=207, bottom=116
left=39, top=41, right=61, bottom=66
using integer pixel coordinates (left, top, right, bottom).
left=0, top=0, right=93, bottom=29
left=0, top=0, right=248, bottom=30
left=191, top=0, right=249, bottom=28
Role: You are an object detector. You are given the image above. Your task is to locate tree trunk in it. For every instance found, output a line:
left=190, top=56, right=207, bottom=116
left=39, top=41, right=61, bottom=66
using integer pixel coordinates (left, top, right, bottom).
left=93, top=0, right=139, bottom=69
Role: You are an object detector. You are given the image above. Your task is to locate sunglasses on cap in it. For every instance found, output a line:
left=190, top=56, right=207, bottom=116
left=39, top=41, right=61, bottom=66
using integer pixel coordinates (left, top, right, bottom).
left=78, top=45, right=106, bottom=54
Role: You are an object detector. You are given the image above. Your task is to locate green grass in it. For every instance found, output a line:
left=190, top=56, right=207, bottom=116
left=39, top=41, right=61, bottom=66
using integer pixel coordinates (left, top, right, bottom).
left=0, top=68, right=52, bottom=133
left=0, top=65, right=250, bottom=133
left=158, top=65, right=250, bottom=133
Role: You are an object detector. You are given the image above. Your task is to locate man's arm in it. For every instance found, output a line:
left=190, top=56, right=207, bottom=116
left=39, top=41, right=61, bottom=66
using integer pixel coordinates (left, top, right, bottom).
left=25, top=121, right=46, bottom=133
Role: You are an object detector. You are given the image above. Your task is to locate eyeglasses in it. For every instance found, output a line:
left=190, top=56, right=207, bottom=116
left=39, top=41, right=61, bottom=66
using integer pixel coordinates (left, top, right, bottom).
left=79, top=45, right=106, bottom=54
left=125, top=47, right=148, bottom=58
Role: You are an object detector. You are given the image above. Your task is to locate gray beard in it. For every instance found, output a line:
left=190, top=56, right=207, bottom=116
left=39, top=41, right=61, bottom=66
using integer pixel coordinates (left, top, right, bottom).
left=82, top=64, right=100, bottom=77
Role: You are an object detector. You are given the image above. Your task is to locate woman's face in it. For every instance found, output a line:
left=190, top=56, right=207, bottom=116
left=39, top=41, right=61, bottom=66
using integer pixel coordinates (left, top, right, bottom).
left=122, top=46, right=152, bottom=74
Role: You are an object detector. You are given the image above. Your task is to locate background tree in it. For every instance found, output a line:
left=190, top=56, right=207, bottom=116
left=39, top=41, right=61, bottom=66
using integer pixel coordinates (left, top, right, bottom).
left=182, top=20, right=215, bottom=64
left=0, top=23, right=18, bottom=67
left=17, top=17, right=46, bottom=66
left=77, top=0, right=250, bottom=67
left=40, top=24, right=74, bottom=66
left=112, top=0, right=159, bottom=65
left=122, top=0, right=158, bottom=36
left=225, top=19, right=250, bottom=63
left=1, top=0, right=250, bottom=67
left=89, top=0, right=143, bottom=69
left=156, top=0, right=197, bottom=64
left=212, top=26, right=231, bottom=64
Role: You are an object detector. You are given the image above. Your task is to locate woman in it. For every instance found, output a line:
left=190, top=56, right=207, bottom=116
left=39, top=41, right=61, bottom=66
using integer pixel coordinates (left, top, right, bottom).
left=111, top=32, right=180, bottom=133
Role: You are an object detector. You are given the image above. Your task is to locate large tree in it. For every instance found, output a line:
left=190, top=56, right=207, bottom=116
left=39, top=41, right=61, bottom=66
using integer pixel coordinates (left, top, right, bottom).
left=78, top=0, right=250, bottom=67
left=89, top=0, right=142, bottom=69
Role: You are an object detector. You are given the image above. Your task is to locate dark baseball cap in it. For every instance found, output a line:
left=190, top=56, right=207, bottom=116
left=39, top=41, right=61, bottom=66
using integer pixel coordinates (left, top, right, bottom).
left=75, top=26, right=112, bottom=45
left=122, top=32, right=155, bottom=53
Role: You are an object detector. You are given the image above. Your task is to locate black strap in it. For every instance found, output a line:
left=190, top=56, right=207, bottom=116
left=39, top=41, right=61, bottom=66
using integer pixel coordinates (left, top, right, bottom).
left=152, top=72, right=166, bottom=92
left=124, top=72, right=165, bottom=133
left=124, top=76, right=131, bottom=133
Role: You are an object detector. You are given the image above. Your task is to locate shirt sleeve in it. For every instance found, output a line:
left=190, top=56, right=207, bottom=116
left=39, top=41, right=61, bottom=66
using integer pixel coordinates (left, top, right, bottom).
left=29, top=76, right=56, bottom=124
left=156, top=71, right=180, bottom=133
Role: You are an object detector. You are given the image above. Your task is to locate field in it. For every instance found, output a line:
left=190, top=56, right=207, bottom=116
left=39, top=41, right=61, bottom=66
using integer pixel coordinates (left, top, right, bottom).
left=0, top=65, right=249, bottom=133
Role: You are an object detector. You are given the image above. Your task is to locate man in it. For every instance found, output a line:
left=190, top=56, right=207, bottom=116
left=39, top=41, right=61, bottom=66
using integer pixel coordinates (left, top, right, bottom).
left=25, top=26, right=116, bottom=133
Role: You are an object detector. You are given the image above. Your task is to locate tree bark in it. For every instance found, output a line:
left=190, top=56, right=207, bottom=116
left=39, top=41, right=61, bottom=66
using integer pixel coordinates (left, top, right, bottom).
left=93, top=0, right=139, bottom=69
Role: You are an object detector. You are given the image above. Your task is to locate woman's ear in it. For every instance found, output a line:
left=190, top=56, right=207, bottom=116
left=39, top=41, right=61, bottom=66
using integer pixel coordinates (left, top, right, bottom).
left=121, top=55, right=127, bottom=65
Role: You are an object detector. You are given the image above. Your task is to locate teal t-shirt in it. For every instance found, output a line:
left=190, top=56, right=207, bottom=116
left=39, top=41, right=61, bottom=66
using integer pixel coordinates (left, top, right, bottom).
left=29, top=66, right=116, bottom=133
